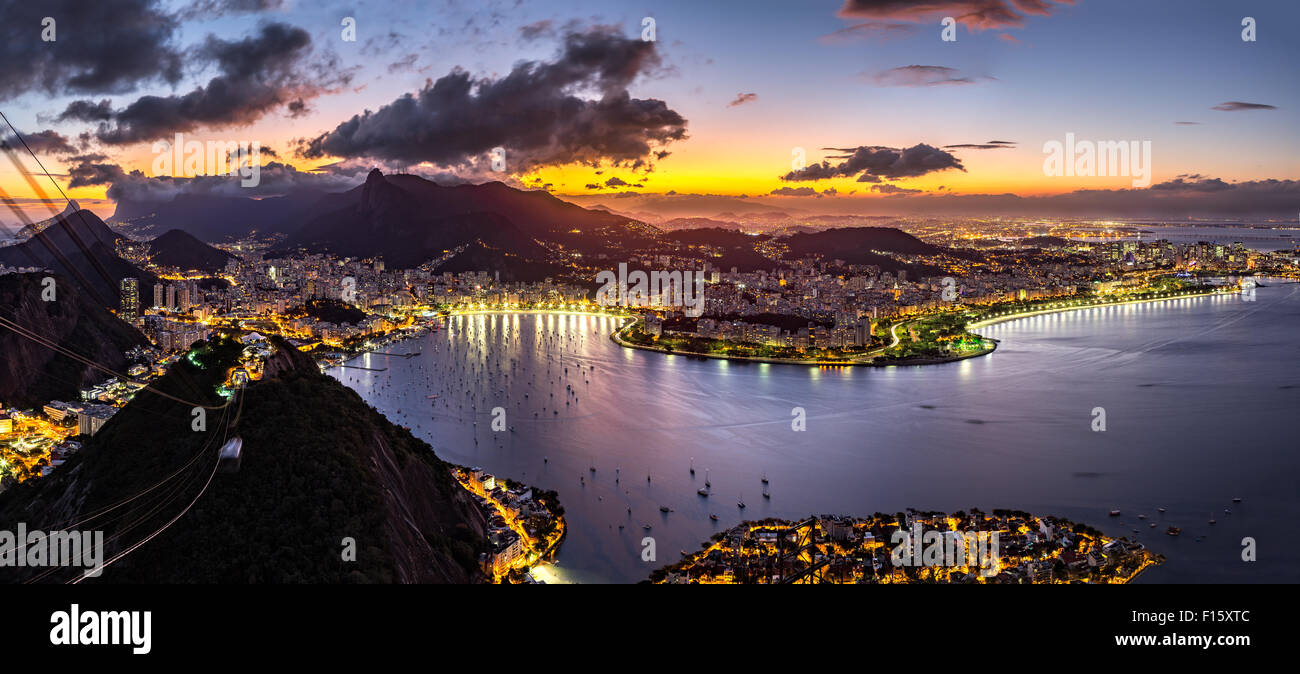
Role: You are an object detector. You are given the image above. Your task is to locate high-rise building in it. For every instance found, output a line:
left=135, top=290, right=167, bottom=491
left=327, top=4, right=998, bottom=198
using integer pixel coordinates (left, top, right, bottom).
left=153, top=284, right=165, bottom=309
left=120, top=277, right=139, bottom=324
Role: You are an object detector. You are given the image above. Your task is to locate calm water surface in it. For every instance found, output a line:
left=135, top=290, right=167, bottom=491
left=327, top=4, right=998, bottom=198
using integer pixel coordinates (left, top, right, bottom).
left=328, top=283, right=1300, bottom=583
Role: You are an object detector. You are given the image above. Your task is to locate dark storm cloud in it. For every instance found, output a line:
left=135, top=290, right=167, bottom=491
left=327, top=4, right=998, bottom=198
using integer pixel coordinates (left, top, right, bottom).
left=61, top=23, right=345, bottom=145
left=0, top=0, right=183, bottom=98
left=1211, top=101, right=1277, bottom=111
left=838, top=0, right=1074, bottom=31
left=871, top=65, right=988, bottom=87
left=297, top=26, right=688, bottom=172
left=0, top=129, right=78, bottom=155
left=782, top=144, right=964, bottom=182
left=67, top=157, right=369, bottom=201
left=55, top=99, right=116, bottom=123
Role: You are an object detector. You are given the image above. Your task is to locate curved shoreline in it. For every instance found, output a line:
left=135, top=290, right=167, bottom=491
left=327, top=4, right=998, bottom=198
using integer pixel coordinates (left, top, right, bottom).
left=356, top=289, right=1236, bottom=370
left=966, top=288, right=1236, bottom=330
left=607, top=287, right=1237, bottom=368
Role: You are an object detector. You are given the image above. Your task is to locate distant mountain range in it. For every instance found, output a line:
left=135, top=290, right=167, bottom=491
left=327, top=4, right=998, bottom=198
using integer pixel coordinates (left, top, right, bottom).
left=274, top=170, right=659, bottom=270
left=112, top=170, right=660, bottom=278
left=102, top=172, right=975, bottom=280
left=112, top=190, right=332, bottom=243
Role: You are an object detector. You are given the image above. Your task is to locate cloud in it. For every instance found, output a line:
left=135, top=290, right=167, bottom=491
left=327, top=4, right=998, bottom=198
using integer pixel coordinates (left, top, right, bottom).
left=298, top=26, right=687, bottom=173
left=519, top=20, right=555, bottom=41
left=870, top=65, right=989, bottom=87
left=178, top=0, right=284, bottom=19
left=605, top=176, right=644, bottom=188
left=1175, top=121, right=1201, bottom=125
left=67, top=157, right=371, bottom=202
left=770, top=187, right=818, bottom=196
left=61, top=23, right=348, bottom=145
left=871, top=183, right=922, bottom=195
left=1150, top=175, right=1232, bottom=192
left=0, top=0, right=183, bottom=98
left=727, top=93, right=759, bottom=107
left=1211, top=101, right=1277, bottom=111
left=387, top=53, right=419, bottom=74
left=943, top=140, right=1016, bottom=150
left=1, top=129, right=78, bottom=155
left=837, top=0, right=1075, bottom=31
left=819, top=21, right=917, bottom=42
left=782, top=143, right=964, bottom=182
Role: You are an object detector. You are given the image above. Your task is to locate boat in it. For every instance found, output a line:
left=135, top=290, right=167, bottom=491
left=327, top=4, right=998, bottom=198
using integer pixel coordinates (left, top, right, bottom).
left=1137, top=514, right=1146, bottom=520
left=1208, top=517, right=1216, bottom=524
left=1157, top=507, right=1166, bottom=513
left=1108, top=509, right=1121, bottom=517
left=737, top=493, right=746, bottom=509
left=762, top=490, right=770, bottom=499
left=689, top=458, right=695, bottom=475
left=642, top=524, right=652, bottom=530
left=1166, top=526, right=1181, bottom=536
left=1232, top=497, right=1242, bottom=503
left=697, top=488, right=709, bottom=497
left=709, top=514, right=718, bottom=521
left=761, top=473, right=769, bottom=485
left=659, top=506, right=672, bottom=513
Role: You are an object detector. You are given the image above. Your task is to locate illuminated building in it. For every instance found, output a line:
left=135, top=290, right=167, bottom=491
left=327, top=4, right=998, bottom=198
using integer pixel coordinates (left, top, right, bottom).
left=120, top=277, right=139, bottom=324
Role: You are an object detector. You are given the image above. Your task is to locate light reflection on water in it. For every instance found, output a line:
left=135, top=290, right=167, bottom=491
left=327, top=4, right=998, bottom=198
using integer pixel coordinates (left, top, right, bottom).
left=329, top=287, right=1300, bottom=584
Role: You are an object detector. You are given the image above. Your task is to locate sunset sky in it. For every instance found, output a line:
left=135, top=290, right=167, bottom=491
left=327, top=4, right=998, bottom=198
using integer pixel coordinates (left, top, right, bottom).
left=1, top=0, right=1297, bottom=223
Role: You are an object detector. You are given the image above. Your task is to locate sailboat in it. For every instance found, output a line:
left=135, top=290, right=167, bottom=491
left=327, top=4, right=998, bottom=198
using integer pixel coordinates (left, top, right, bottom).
left=737, top=493, right=746, bottom=509
left=704, top=469, right=711, bottom=489
left=690, top=458, right=695, bottom=476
